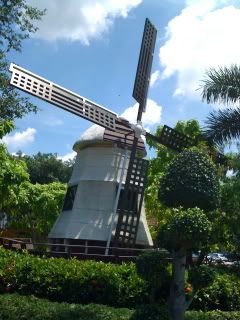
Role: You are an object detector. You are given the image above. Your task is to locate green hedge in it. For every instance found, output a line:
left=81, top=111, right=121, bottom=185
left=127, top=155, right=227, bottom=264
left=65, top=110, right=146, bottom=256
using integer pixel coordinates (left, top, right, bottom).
left=1, top=294, right=240, bottom=320
left=0, top=247, right=147, bottom=307
left=1, top=247, right=240, bottom=312
left=0, top=293, right=133, bottom=320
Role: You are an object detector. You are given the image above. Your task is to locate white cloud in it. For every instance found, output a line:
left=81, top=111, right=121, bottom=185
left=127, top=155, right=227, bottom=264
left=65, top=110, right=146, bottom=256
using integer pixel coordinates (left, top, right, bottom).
left=58, top=151, right=76, bottom=162
left=27, top=0, right=142, bottom=45
left=159, top=0, right=240, bottom=99
left=2, top=128, right=36, bottom=150
left=150, top=70, right=161, bottom=87
left=121, top=98, right=162, bottom=128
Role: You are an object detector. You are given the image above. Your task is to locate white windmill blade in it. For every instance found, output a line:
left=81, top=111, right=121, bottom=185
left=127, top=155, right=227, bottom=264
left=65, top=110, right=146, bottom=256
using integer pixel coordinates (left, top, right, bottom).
left=9, top=63, right=117, bottom=130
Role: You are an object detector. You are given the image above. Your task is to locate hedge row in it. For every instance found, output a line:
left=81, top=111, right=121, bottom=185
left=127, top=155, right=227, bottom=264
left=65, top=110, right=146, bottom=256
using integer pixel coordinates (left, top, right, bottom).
left=0, top=293, right=133, bottom=320
left=1, top=294, right=240, bottom=320
left=0, top=247, right=148, bottom=307
left=1, top=247, right=240, bottom=311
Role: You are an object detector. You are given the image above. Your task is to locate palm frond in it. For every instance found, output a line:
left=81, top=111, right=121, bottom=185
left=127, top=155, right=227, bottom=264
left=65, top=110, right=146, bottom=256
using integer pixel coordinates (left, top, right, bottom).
left=203, top=107, right=240, bottom=145
left=200, top=65, right=240, bottom=105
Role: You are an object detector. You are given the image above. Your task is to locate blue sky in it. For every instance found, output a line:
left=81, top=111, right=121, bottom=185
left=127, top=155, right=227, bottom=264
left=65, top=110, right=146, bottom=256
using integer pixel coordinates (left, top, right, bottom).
left=4, top=0, right=240, bottom=160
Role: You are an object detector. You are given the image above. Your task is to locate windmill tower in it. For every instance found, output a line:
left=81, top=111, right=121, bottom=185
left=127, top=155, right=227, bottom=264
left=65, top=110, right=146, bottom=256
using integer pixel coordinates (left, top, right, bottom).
left=48, top=123, right=153, bottom=255
left=9, top=18, right=197, bottom=256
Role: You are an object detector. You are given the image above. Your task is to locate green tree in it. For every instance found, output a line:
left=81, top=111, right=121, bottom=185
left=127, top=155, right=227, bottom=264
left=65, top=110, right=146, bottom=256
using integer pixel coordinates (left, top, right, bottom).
left=157, top=150, right=220, bottom=320
left=0, top=0, right=45, bottom=120
left=10, top=181, right=66, bottom=241
left=201, top=65, right=240, bottom=145
left=22, top=152, right=74, bottom=184
left=158, top=149, right=220, bottom=211
left=220, top=174, right=240, bottom=252
left=145, top=120, right=206, bottom=234
left=0, top=121, right=29, bottom=212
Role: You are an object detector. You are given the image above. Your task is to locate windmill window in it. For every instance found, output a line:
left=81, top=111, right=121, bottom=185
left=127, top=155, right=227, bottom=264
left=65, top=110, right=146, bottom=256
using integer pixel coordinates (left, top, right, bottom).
left=62, top=185, right=78, bottom=211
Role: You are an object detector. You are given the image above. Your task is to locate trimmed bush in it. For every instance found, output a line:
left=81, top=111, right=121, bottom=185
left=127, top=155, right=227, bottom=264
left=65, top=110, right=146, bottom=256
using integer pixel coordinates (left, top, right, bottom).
left=0, top=293, right=133, bottom=320
left=158, top=149, right=220, bottom=211
left=186, top=311, right=240, bottom=320
left=136, top=251, right=171, bottom=303
left=188, top=265, right=216, bottom=289
left=130, top=304, right=170, bottom=320
left=136, top=251, right=170, bottom=287
left=0, top=247, right=147, bottom=307
left=156, top=207, right=212, bottom=249
left=1, top=294, right=240, bottom=320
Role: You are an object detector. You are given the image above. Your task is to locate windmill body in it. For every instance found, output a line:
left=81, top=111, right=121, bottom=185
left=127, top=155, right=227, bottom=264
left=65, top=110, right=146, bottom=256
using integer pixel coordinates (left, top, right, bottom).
left=48, top=125, right=153, bottom=253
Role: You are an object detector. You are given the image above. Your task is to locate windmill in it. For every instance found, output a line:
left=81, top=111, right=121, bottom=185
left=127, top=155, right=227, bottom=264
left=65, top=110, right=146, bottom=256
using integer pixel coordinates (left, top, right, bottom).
left=9, top=19, right=194, bottom=256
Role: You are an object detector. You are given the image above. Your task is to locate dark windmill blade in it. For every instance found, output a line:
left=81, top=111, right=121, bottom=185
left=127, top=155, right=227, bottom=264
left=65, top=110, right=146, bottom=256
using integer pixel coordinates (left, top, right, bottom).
left=146, top=125, right=194, bottom=152
left=113, top=18, right=157, bottom=248
left=9, top=63, right=117, bottom=130
left=133, top=18, right=157, bottom=116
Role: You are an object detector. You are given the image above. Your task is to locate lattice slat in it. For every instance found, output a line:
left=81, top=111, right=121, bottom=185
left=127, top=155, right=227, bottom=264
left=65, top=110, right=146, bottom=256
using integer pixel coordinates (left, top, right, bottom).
left=9, top=63, right=117, bottom=130
left=159, top=125, right=193, bottom=151
left=133, top=18, right=157, bottom=112
left=114, top=157, right=149, bottom=246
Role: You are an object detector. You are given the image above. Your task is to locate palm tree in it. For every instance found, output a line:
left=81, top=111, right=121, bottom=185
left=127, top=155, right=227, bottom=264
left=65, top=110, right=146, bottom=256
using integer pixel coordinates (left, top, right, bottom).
left=201, top=65, right=240, bottom=145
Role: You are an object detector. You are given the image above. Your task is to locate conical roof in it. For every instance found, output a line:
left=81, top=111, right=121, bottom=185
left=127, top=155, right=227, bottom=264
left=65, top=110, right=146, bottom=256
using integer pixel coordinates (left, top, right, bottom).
left=73, top=122, right=146, bottom=156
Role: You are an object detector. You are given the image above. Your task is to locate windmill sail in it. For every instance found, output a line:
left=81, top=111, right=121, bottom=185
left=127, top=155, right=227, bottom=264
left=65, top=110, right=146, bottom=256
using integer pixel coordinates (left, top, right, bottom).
left=114, top=19, right=157, bottom=248
left=133, top=18, right=157, bottom=114
left=9, top=63, right=117, bottom=130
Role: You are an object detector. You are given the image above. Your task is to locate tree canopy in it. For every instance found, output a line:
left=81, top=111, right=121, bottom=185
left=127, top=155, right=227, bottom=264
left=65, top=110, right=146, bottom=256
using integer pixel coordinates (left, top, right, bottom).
left=158, top=149, right=220, bottom=211
left=0, top=0, right=45, bottom=120
left=201, top=65, right=240, bottom=145
left=22, top=152, right=74, bottom=184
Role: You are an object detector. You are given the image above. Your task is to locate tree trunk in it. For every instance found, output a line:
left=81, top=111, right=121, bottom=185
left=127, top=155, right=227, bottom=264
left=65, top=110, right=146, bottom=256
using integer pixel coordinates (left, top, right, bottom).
left=169, top=247, right=186, bottom=320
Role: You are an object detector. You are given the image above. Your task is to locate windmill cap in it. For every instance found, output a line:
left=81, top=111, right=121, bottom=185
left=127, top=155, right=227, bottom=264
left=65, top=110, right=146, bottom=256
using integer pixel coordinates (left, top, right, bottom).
left=73, top=125, right=106, bottom=152
left=73, top=123, right=147, bottom=156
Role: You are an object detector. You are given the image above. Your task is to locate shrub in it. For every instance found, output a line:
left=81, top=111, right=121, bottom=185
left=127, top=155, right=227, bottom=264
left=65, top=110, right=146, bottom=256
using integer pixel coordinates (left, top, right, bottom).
left=156, top=207, right=212, bottom=249
left=0, top=247, right=147, bottom=307
left=191, top=268, right=240, bottom=311
left=188, top=265, right=216, bottom=289
left=136, top=251, right=170, bottom=287
left=0, top=293, right=133, bottom=320
left=1, top=293, right=240, bottom=320
left=130, top=304, right=170, bottom=320
left=186, top=311, right=240, bottom=319
left=158, top=149, right=220, bottom=211
left=136, top=251, right=171, bottom=303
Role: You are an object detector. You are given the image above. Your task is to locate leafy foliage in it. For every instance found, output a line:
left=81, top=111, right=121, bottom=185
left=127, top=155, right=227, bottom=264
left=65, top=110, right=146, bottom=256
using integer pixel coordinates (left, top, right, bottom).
left=1, top=293, right=240, bottom=320
left=203, top=108, right=240, bottom=145
left=0, top=142, right=29, bottom=212
left=23, top=152, right=74, bottom=184
left=136, top=251, right=170, bottom=303
left=0, top=293, right=133, bottom=320
left=158, top=149, right=220, bottom=211
left=201, top=65, right=240, bottom=145
left=0, top=0, right=45, bottom=121
left=188, top=265, right=215, bottom=290
left=0, top=120, right=14, bottom=139
left=220, top=175, right=240, bottom=250
left=136, top=251, right=169, bottom=287
left=157, top=207, right=212, bottom=250
left=130, top=304, right=170, bottom=320
left=0, top=247, right=147, bottom=307
left=9, top=181, right=66, bottom=240
left=191, top=268, right=240, bottom=311
left=201, top=65, right=240, bottom=105
left=145, top=120, right=204, bottom=235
